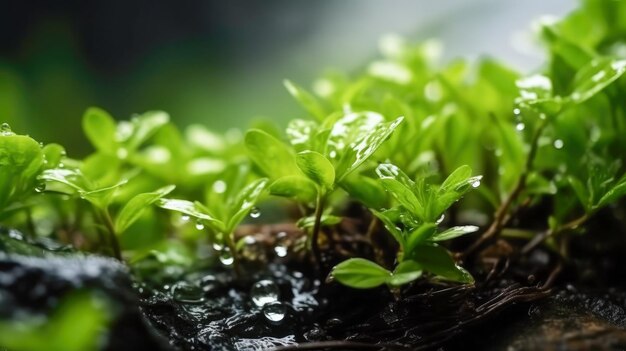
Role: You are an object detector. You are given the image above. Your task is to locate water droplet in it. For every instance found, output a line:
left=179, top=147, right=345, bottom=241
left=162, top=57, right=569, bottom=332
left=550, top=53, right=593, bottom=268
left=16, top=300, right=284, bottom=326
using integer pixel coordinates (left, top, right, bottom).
left=274, top=245, right=288, bottom=258
left=219, top=248, right=234, bottom=266
left=116, top=147, right=129, bottom=159
left=274, top=231, right=289, bottom=258
left=471, top=180, right=481, bottom=188
left=195, top=221, right=205, bottom=230
left=329, top=150, right=337, bottom=159
left=515, top=123, right=525, bottom=131
left=513, top=108, right=521, bottom=116
left=58, top=162, right=65, bottom=168
left=0, top=123, right=13, bottom=136
left=199, top=275, right=219, bottom=294
left=212, top=242, right=224, bottom=251
left=171, top=281, right=205, bottom=304
left=6, top=229, right=24, bottom=240
left=249, top=207, right=261, bottom=218
left=436, top=214, right=445, bottom=225
left=34, top=182, right=46, bottom=193
left=212, top=180, right=227, bottom=194
left=262, top=301, right=286, bottom=324
left=553, top=139, right=564, bottom=149
left=181, top=215, right=190, bottom=222
left=251, top=279, right=280, bottom=307
left=240, top=236, right=265, bottom=262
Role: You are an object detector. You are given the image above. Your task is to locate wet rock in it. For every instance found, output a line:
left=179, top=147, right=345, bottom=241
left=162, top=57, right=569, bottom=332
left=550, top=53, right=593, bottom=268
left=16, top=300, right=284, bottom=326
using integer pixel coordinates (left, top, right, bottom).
left=484, top=287, right=626, bottom=351
left=0, top=230, right=172, bottom=351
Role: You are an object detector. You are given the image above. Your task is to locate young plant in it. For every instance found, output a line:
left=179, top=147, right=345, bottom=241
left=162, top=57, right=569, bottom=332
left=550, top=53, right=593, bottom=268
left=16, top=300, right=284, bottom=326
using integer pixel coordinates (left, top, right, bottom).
left=156, top=163, right=269, bottom=271
left=245, top=108, right=404, bottom=264
left=330, top=164, right=481, bottom=289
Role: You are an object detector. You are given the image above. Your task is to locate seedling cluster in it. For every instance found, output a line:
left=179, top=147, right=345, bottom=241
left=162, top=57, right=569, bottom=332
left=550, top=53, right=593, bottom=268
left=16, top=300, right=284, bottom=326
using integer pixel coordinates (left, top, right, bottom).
left=2, top=0, right=626, bottom=296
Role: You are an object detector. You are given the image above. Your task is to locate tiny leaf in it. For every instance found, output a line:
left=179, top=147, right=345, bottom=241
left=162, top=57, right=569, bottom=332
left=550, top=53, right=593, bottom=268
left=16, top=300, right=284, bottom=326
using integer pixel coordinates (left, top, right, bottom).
left=331, top=258, right=391, bottom=289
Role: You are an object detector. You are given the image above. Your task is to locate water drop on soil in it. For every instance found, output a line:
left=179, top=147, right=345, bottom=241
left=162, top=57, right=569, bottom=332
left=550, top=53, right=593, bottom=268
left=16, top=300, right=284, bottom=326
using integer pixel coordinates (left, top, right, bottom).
left=262, top=301, right=286, bottom=324
left=171, top=281, right=205, bottom=304
left=251, top=279, right=280, bottom=307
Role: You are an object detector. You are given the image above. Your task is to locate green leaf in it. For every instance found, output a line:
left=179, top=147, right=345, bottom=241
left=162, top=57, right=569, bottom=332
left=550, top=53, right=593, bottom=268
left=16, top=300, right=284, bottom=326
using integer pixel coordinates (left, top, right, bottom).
left=336, top=116, right=404, bottom=180
left=286, top=119, right=318, bottom=151
left=568, top=176, right=590, bottom=211
left=388, top=260, right=423, bottom=287
left=41, top=144, right=66, bottom=169
left=0, top=133, right=44, bottom=210
left=406, top=223, right=437, bottom=253
left=411, top=244, right=474, bottom=283
left=157, top=198, right=224, bottom=232
left=431, top=225, right=479, bottom=241
left=371, top=209, right=405, bottom=248
left=115, top=185, right=175, bottom=234
left=245, top=129, right=300, bottom=179
left=330, top=258, right=391, bottom=289
left=125, top=111, right=170, bottom=151
left=269, top=176, right=318, bottom=203
left=284, top=80, right=327, bottom=121
left=439, top=165, right=472, bottom=194
left=596, top=175, right=626, bottom=209
left=226, top=178, right=269, bottom=233
left=339, top=173, right=387, bottom=210
left=296, top=151, right=335, bottom=190
left=39, top=168, right=89, bottom=193
left=296, top=214, right=342, bottom=229
left=82, top=107, right=117, bottom=153
left=516, top=74, right=553, bottom=102
left=570, top=58, right=626, bottom=104
left=376, top=163, right=424, bottom=220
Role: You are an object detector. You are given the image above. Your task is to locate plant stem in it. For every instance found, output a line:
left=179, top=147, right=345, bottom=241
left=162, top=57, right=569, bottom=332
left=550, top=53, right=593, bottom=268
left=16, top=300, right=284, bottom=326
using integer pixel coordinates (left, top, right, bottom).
left=226, top=232, right=241, bottom=276
left=521, top=213, right=588, bottom=255
left=311, top=193, right=326, bottom=266
left=100, top=208, right=122, bottom=261
left=463, top=118, right=547, bottom=259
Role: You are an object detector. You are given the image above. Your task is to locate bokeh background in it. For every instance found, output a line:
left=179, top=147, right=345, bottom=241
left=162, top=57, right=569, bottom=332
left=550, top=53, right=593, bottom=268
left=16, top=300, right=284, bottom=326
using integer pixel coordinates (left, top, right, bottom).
left=1, top=0, right=575, bottom=156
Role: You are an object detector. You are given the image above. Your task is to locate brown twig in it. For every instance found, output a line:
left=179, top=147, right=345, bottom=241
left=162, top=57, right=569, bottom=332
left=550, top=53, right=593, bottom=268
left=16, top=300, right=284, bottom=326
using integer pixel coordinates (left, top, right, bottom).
left=462, top=118, right=547, bottom=259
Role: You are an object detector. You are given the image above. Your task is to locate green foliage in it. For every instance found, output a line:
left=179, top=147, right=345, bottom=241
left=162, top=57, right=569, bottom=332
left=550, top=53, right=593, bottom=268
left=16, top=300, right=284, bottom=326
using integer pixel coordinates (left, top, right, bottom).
left=0, top=291, right=111, bottom=351
left=2, top=0, right=626, bottom=302
left=331, top=165, right=479, bottom=289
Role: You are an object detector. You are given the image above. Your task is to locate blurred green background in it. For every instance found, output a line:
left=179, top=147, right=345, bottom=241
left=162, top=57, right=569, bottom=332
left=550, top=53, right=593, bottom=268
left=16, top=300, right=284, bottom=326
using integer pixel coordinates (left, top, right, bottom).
left=0, top=0, right=575, bottom=156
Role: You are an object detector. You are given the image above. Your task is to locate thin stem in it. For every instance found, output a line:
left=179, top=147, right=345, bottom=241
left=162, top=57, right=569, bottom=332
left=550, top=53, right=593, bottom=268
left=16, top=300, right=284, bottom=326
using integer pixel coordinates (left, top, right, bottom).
left=521, top=213, right=588, bottom=255
left=310, top=193, right=326, bottom=267
left=226, top=231, right=241, bottom=276
left=100, top=208, right=122, bottom=261
left=462, top=117, right=547, bottom=258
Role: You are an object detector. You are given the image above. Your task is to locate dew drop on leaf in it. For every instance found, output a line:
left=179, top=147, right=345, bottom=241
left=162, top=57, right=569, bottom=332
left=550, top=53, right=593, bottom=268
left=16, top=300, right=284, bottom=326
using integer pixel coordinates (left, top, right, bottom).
left=262, top=301, right=286, bottom=324
left=0, top=123, right=13, bottom=136
left=436, top=214, right=445, bottom=224
left=35, top=182, right=46, bottom=193
left=516, top=123, right=525, bottom=131
left=251, top=279, right=280, bottom=307
left=195, top=221, right=205, bottom=230
left=212, top=242, right=224, bottom=251
left=553, top=139, right=564, bottom=149
left=181, top=215, right=190, bottom=222
left=471, top=180, right=481, bottom=188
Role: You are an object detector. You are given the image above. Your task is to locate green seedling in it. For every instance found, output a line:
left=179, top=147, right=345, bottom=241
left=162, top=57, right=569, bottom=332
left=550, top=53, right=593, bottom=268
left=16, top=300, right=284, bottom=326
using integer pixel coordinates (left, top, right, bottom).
left=330, top=164, right=480, bottom=289
left=157, top=163, right=269, bottom=272
left=245, top=106, right=403, bottom=264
